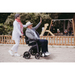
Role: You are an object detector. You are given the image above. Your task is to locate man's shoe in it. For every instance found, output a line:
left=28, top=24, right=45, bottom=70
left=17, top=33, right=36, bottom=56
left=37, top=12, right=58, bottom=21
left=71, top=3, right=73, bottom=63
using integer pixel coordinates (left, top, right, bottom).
left=8, top=50, right=14, bottom=56
left=14, top=53, right=20, bottom=57
left=45, top=52, right=50, bottom=56
left=42, top=53, right=45, bottom=57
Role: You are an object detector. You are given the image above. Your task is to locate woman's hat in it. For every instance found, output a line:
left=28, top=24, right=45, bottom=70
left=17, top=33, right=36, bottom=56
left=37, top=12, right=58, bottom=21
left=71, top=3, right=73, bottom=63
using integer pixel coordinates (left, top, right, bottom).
left=26, top=21, right=33, bottom=27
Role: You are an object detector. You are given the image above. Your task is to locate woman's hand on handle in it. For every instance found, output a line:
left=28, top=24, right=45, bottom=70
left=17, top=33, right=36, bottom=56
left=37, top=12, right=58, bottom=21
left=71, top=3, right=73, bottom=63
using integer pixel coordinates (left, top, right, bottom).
left=21, top=34, right=23, bottom=37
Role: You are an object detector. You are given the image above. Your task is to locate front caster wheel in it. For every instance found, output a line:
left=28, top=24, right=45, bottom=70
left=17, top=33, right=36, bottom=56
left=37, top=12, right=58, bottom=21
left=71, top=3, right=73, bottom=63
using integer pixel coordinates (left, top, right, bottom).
left=23, top=51, right=31, bottom=59
left=35, top=53, right=40, bottom=59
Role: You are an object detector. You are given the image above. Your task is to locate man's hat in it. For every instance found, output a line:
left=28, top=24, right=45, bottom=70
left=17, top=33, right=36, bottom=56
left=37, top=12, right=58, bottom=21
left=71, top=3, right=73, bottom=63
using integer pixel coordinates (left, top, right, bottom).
left=26, top=21, right=33, bottom=27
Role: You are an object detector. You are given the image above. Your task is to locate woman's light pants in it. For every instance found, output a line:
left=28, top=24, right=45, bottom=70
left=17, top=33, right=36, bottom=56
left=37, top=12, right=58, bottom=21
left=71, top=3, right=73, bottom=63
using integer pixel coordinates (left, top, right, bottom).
left=11, top=39, right=20, bottom=52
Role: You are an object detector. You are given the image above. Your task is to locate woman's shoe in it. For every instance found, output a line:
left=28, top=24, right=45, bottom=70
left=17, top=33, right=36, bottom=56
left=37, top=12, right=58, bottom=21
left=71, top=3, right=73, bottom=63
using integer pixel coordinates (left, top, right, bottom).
left=14, top=53, right=20, bottom=57
left=8, top=50, right=14, bottom=56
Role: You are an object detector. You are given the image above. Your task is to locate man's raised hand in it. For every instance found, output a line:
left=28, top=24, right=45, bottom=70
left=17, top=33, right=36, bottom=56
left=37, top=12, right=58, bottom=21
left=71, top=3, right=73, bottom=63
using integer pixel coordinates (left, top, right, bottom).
left=40, top=17, right=42, bottom=23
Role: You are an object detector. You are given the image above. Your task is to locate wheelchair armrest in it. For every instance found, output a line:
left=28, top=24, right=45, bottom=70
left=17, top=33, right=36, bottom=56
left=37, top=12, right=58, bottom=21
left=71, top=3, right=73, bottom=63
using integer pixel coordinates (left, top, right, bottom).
left=28, top=39, right=39, bottom=46
left=30, top=39, right=39, bottom=42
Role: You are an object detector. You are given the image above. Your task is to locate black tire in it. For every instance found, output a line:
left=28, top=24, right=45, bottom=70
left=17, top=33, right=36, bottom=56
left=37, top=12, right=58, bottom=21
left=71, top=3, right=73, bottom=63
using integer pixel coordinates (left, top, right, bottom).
left=35, top=53, right=40, bottom=59
left=23, top=51, right=31, bottom=59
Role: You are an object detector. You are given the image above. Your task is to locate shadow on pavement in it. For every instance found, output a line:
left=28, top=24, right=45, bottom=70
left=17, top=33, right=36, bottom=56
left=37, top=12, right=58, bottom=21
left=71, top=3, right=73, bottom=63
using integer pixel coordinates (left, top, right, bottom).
left=42, top=54, right=56, bottom=60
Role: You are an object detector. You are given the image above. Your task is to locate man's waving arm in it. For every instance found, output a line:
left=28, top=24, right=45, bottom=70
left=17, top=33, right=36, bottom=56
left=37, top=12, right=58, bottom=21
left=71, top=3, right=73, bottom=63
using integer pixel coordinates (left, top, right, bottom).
left=33, top=17, right=42, bottom=30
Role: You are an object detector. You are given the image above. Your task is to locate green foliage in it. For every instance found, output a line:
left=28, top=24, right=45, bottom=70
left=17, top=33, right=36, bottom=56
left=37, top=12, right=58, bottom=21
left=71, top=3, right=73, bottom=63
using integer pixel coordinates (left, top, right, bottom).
left=0, top=13, right=11, bottom=23
left=4, top=13, right=51, bottom=35
left=0, top=23, right=8, bottom=35
left=1, top=13, right=74, bottom=35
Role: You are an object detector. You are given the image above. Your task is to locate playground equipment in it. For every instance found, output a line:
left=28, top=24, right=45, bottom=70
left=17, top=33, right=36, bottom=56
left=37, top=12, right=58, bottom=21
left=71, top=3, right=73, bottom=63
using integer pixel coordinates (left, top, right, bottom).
left=40, top=23, right=55, bottom=36
left=40, top=19, right=74, bottom=36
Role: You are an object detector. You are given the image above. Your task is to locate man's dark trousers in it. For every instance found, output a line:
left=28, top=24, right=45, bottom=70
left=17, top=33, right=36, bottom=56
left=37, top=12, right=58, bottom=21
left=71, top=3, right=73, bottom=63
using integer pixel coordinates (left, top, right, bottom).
left=37, top=39, right=48, bottom=53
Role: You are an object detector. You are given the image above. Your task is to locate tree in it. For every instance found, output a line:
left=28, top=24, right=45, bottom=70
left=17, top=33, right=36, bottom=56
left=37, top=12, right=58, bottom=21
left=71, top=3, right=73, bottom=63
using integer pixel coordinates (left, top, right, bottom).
left=0, top=13, right=11, bottom=23
left=0, top=23, right=8, bottom=35
left=3, top=13, right=74, bottom=35
left=4, top=13, right=51, bottom=35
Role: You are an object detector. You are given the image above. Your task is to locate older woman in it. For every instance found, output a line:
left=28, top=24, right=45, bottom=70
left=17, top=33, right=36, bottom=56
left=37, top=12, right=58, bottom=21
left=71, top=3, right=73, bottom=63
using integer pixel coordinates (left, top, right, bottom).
left=8, top=14, right=27, bottom=56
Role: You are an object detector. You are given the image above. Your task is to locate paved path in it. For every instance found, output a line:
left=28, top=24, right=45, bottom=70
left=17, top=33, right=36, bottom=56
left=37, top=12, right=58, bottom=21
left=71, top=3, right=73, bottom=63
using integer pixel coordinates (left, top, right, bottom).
left=0, top=44, right=75, bottom=62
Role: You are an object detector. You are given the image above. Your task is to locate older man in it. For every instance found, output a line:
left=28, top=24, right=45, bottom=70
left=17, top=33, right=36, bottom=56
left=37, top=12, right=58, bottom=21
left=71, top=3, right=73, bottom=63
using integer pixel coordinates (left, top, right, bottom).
left=25, top=18, right=50, bottom=56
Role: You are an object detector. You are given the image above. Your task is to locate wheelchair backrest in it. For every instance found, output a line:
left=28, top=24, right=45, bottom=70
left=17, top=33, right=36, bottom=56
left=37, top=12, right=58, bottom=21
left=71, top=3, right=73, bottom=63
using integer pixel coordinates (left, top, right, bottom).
left=24, top=33, right=29, bottom=44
